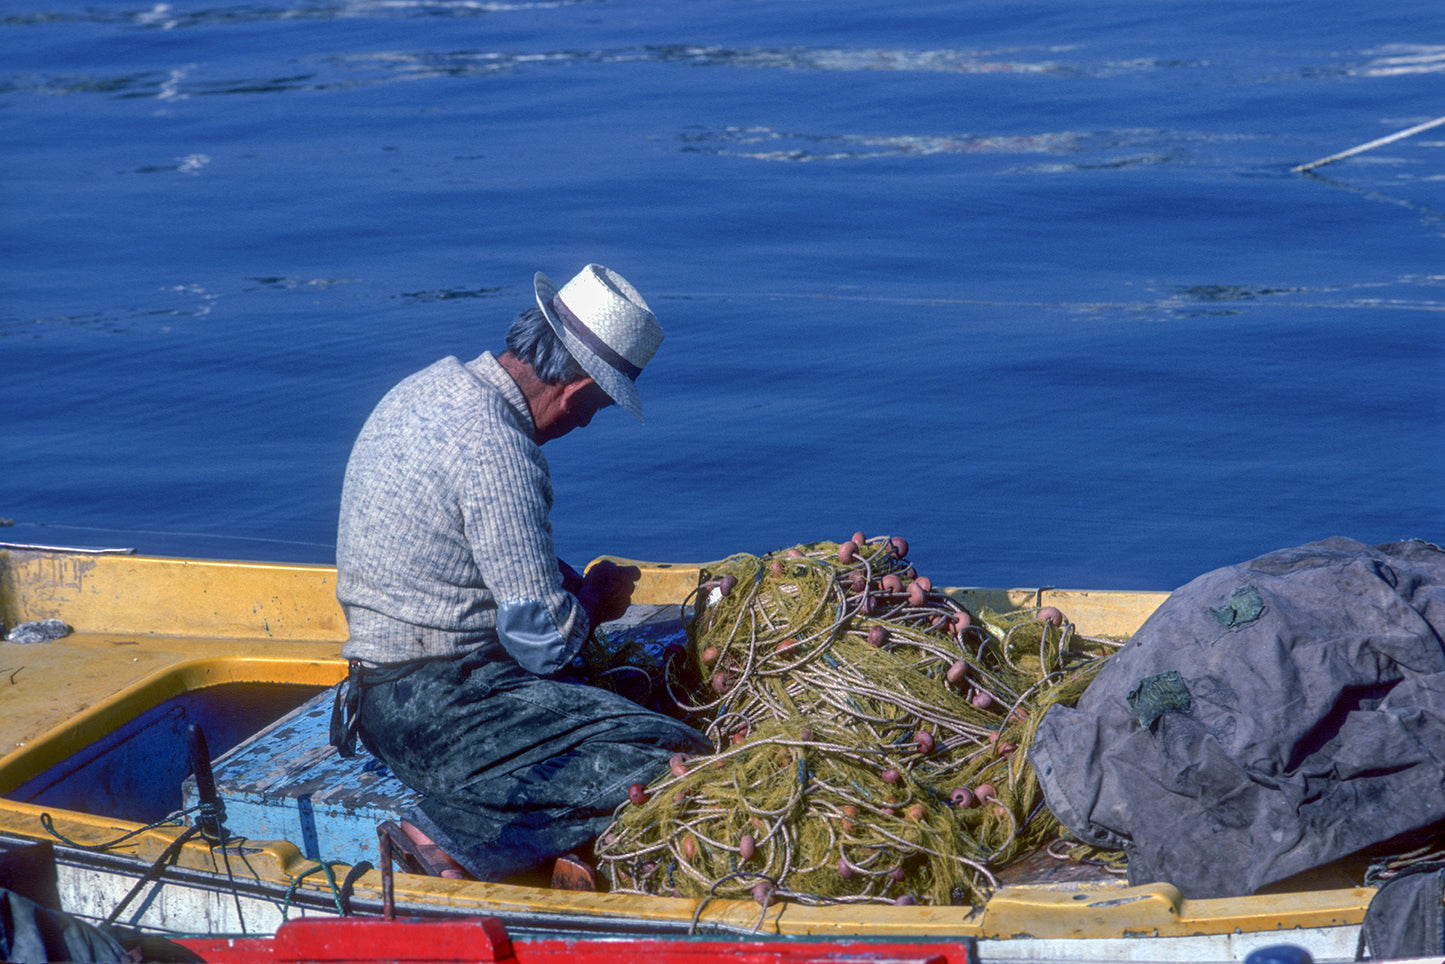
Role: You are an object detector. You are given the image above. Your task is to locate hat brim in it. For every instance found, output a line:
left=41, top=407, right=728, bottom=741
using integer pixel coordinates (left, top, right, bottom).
left=535, top=271, right=644, bottom=421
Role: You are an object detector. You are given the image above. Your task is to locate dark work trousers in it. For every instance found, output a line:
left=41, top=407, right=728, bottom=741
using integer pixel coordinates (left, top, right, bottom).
left=356, top=648, right=711, bottom=881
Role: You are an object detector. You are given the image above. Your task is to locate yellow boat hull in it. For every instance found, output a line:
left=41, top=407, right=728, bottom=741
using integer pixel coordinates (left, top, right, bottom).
left=0, top=545, right=1375, bottom=958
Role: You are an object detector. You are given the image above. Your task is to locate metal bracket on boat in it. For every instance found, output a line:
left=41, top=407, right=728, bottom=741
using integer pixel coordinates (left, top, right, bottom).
left=101, top=724, right=232, bottom=928
left=187, top=724, right=229, bottom=841
left=377, top=823, right=397, bottom=920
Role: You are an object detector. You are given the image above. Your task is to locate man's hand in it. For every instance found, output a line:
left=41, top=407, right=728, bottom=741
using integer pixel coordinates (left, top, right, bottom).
left=577, top=559, right=642, bottom=627
left=558, top=558, right=584, bottom=595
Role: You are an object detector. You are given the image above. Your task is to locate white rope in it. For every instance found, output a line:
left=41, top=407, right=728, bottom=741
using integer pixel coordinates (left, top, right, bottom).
left=1294, top=114, right=1445, bottom=173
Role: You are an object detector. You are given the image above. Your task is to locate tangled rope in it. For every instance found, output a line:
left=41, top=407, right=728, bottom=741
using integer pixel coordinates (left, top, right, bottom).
left=595, top=535, right=1119, bottom=906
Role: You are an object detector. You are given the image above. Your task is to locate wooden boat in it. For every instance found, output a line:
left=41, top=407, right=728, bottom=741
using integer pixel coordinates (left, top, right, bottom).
left=0, top=543, right=1383, bottom=962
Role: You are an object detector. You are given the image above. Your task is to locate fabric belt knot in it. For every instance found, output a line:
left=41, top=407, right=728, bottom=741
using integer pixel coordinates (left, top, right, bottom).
left=330, top=659, right=365, bottom=757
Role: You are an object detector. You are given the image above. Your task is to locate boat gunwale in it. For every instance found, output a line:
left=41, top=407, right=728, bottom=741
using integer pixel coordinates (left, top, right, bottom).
left=0, top=810, right=1375, bottom=943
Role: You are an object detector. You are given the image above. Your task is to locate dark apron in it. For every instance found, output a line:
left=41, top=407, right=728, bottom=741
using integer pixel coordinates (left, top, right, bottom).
left=332, top=648, right=709, bottom=880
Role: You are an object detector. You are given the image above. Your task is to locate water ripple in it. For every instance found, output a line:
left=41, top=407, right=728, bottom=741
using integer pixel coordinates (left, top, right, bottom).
left=334, top=43, right=1194, bottom=80
left=3, top=0, right=585, bottom=29
left=676, top=125, right=1249, bottom=167
left=2, top=35, right=1416, bottom=98
left=1354, top=44, right=1445, bottom=77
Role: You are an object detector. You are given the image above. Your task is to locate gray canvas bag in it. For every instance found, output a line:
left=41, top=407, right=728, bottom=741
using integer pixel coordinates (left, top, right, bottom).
left=1031, top=537, right=1445, bottom=899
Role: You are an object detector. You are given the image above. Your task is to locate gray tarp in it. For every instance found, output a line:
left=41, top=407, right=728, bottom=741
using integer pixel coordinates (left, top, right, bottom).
left=0, top=888, right=129, bottom=963
left=1031, top=537, right=1445, bottom=899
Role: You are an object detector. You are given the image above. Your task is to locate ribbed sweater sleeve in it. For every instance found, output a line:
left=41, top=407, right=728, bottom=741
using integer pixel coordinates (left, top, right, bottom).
left=336, top=353, right=590, bottom=671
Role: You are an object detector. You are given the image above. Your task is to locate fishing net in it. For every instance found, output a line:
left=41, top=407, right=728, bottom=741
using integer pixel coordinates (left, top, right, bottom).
left=594, top=535, right=1120, bottom=906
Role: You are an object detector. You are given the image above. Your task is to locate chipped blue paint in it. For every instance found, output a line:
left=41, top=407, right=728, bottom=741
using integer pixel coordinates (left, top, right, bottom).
left=183, top=685, right=420, bottom=865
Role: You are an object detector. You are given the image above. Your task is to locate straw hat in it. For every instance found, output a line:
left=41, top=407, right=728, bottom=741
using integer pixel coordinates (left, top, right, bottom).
left=534, top=264, right=663, bottom=421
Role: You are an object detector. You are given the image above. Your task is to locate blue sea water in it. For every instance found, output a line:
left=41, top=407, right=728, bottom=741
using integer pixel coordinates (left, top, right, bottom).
left=2, top=0, right=1442, bottom=592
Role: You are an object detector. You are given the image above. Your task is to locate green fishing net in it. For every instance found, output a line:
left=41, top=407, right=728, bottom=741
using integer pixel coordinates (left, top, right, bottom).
left=594, top=536, right=1119, bottom=906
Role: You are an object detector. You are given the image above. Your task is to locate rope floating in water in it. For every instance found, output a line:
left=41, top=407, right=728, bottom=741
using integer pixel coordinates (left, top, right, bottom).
left=1293, top=114, right=1445, bottom=173
left=595, top=535, right=1120, bottom=906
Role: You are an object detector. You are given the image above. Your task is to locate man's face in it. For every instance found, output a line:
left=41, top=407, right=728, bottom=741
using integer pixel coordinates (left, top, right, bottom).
left=550, top=380, right=615, bottom=441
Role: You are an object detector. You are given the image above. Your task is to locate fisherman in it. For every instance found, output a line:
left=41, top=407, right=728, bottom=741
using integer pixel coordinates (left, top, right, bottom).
left=332, top=264, right=710, bottom=887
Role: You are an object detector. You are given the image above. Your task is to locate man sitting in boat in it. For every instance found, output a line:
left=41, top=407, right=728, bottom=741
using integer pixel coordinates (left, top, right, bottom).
left=332, top=264, right=710, bottom=886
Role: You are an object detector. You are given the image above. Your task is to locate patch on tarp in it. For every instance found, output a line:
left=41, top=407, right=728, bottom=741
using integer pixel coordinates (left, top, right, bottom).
left=1209, top=585, right=1264, bottom=628
left=1127, top=670, right=1191, bottom=729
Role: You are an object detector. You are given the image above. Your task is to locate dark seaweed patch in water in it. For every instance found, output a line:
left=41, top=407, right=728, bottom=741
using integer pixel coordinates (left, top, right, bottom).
left=397, top=286, right=505, bottom=302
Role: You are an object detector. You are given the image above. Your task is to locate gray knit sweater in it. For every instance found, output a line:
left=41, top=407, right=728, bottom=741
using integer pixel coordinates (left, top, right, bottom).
left=336, top=352, right=590, bottom=673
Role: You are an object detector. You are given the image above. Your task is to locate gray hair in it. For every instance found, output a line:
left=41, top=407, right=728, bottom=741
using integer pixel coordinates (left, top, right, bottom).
left=505, top=306, right=585, bottom=385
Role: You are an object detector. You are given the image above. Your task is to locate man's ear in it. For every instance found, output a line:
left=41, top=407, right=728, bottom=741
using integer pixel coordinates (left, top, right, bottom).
left=558, top=376, right=597, bottom=412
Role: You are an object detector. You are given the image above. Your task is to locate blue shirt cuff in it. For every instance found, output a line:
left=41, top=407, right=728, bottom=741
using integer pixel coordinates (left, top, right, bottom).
left=496, top=597, right=585, bottom=675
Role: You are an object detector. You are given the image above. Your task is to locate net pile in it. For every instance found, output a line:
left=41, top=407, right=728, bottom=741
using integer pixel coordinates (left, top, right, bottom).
left=594, top=535, right=1118, bottom=906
